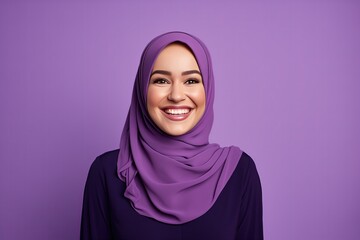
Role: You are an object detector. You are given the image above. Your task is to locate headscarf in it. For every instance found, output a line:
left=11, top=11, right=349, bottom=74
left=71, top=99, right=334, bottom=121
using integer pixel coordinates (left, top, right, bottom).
left=117, top=31, right=242, bottom=224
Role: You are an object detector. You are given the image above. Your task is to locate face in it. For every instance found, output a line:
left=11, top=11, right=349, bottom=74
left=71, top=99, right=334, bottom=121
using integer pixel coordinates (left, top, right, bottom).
left=147, top=43, right=206, bottom=136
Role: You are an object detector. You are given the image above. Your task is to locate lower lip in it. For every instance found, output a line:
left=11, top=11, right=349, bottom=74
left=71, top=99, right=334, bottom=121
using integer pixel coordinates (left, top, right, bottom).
left=161, top=110, right=192, bottom=121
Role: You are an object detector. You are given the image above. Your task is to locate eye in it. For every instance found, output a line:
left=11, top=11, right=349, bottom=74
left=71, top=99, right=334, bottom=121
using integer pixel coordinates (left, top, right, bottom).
left=185, top=78, right=201, bottom=84
left=152, top=78, right=170, bottom=84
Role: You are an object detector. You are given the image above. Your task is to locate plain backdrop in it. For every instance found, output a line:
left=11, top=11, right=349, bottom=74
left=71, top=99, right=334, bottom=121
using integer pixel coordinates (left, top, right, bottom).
left=1, top=0, right=359, bottom=239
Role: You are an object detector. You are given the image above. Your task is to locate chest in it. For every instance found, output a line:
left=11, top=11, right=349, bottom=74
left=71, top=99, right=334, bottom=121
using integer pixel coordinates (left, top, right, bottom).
left=107, top=180, right=242, bottom=240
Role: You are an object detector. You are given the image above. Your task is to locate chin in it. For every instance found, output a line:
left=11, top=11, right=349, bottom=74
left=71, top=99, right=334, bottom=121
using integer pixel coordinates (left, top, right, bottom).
left=163, top=126, right=191, bottom=136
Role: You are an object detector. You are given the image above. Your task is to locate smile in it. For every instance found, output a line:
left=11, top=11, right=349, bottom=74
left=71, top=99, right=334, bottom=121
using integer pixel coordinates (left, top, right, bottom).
left=164, top=108, right=190, bottom=115
left=161, top=107, right=192, bottom=121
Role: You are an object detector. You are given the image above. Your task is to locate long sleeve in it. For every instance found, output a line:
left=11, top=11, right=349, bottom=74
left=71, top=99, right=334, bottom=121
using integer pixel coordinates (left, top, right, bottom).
left=80, top=157, right=112, bottom=240
left=236, top=155, right=264, bottom=239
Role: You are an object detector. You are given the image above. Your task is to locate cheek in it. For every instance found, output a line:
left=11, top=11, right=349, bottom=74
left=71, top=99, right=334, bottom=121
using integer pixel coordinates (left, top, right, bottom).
left=191, top=87, right=206, bottom=109
left=147, top=86, right=166, bottom=112
left=147, top=87, right=160, bottom=107
left=147, top=88, right=155, bottom=109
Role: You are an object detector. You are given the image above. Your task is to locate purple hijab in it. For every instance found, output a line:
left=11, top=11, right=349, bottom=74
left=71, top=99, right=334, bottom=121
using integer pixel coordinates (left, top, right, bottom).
left=117, top=32, right=242, bottom=224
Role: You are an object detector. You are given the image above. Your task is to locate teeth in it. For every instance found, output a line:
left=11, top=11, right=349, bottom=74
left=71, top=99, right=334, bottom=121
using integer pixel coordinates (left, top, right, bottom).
left=164, top=108, right=190, bottom=115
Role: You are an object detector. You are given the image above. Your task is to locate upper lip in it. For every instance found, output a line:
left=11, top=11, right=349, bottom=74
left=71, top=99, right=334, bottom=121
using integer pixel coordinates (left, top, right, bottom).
left=161, top=105, right=193, bottom=110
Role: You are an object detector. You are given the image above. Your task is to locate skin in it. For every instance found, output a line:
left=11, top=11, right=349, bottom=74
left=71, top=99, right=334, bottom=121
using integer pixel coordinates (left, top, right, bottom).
left=147, top=43, right=206, bottom=136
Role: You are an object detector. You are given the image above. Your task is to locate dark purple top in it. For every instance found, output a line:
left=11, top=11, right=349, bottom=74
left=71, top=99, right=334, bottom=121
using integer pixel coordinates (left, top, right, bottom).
left=81, top=149, right=263, bottom=240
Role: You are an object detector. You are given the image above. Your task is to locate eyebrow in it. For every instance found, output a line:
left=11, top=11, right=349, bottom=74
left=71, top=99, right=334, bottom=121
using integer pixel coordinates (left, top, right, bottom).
left=150, top=70, right=201, bottom=77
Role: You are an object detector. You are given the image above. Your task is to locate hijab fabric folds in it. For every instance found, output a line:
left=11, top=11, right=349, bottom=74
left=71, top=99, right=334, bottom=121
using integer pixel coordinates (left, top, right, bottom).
left=117, top=32, right=242, bottom=224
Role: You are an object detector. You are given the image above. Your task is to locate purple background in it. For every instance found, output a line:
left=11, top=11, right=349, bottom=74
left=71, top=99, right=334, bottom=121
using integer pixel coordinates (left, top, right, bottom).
left=1, top=0, right=359, bottom=239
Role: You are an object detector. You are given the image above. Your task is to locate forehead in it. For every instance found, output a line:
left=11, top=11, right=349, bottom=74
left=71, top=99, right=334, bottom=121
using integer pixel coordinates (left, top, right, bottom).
left=152, top=43, right=200, bottom=71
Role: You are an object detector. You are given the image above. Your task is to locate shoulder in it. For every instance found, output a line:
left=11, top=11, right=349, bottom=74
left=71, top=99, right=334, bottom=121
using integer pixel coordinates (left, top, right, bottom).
left=87, top=149, right=119, bottom=179
left=232, top=151, right=261, bottom=185
left=91, top=149, right=119, bottom=167
left=237, top=151, right=258, bottom=173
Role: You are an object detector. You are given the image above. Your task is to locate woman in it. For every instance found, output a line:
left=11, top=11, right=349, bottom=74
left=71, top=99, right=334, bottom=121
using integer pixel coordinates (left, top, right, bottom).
left=81, top=32, right=263, bottom=240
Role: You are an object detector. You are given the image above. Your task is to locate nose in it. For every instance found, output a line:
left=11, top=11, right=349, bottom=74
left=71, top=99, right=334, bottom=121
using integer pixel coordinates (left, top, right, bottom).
left=167, top=82, right=186, bottom=102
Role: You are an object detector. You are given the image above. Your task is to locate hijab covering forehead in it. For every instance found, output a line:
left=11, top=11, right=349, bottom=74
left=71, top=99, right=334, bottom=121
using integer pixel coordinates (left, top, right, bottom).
left=118, top=31, right=242, bottom=224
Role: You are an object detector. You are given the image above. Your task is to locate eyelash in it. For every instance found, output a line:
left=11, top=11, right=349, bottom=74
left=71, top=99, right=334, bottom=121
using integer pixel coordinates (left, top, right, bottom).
left=152, top=78, right=169, bottom=84
left=185, top=79, right=200, bottom=84
left=152, top=78, right=201, bottom=85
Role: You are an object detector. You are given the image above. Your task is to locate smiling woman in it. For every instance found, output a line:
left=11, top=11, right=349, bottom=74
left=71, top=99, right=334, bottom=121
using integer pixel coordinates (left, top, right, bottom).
left=81, top=32, right=263, bottom=240
left=147, top=43, right=206, bottom=136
